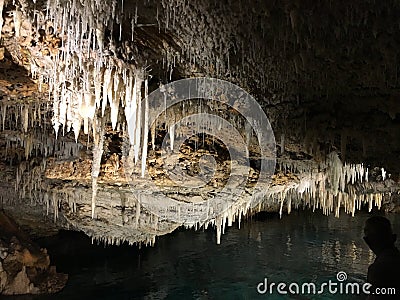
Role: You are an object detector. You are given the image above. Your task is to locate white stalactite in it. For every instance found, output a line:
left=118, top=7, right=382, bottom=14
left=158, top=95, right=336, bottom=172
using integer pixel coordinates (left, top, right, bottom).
left=0, top=0, right=4, bottom=40
left=134, top=80, right=142, bottom=163
left=141, top=79, right=149, bottom=178
left=169, top=124, right=175, bottom=151
left=91, top=118, right=105, bottom=219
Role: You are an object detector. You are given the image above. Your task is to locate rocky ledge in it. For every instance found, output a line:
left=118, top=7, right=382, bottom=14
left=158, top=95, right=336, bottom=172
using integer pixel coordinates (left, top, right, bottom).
left=0, top=210, right=67, bottom=295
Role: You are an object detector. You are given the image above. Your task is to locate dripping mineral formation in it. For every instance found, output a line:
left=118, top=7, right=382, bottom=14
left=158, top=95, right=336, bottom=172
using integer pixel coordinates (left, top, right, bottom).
left=1, top=0, right=400, bottom=294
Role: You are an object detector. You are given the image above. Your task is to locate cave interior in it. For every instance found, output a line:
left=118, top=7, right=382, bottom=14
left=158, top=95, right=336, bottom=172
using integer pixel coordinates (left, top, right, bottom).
left=0, top=0, right=400, bottom=296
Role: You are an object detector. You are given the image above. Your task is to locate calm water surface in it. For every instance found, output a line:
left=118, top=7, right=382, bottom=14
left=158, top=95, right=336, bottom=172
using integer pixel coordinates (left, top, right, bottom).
left=7, top=210, right=400, bottom=300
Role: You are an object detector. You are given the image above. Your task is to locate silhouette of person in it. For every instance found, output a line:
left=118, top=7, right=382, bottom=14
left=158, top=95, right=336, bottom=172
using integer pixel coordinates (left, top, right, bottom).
left=364, top=216, right=400, bottom=299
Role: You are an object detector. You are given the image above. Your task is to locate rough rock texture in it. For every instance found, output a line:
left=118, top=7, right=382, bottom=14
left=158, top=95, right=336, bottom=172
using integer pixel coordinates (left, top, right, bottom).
left=0, top=211, right=67, bottom=295
left=0, top=0, right=399, bottom=248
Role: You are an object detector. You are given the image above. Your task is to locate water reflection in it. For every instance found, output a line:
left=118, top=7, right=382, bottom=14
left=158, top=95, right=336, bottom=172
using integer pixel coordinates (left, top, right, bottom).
left=5, top=210, right=400, bottom=300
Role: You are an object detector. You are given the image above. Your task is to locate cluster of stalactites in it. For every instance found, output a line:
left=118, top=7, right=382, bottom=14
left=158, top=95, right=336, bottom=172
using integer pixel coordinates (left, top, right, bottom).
left=50, top=47, right=147, bottom=142
left=41, top=0, right=147, bottom=142
left=0, top=102, right=47, bottom=133
left=269, top=152, right=388, bottom=218
left=40, top=0, right=153, bottom=221
left=13, top=161, right=151, bottom=246
left=13, top=149, right=394, bottom=246
left=91, top=234, right=156, bottom=247
left=0, top=102, right=83, bottom=160
left=14, top=160, right=65, bottom=222
left=160, top=0, right=233, bottom=79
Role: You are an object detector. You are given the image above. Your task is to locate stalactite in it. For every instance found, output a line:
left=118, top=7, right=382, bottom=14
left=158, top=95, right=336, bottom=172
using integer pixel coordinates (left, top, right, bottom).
left=110, top=72, right=122, bottom=130
left=134, top=79, right=142, bottom=164
left=0, top=0, right=4, bottom=40
left=216, top=216, right=222, bottom=244
left=102, top=67, right=112, bottom=117
left=135, top=199, right=141, bottom=228
left=13, top=8, right=22, bottom=38
left=1, top=103, right=6, bottom=131
left=141, top=78, right=149, bottom=178
left=91, top=118, right=105, bottom=219
left=150, top=118, right=157, bottom=152
left=280, top=133, right=285, bottom=155
left=22, top=105, right=29, bottom=133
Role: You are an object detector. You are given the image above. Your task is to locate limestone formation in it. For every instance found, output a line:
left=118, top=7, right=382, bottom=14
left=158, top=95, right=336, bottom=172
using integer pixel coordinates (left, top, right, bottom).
left=0, top=211, right=67, bottom=295
left=0, top=0, right=399, bottom=255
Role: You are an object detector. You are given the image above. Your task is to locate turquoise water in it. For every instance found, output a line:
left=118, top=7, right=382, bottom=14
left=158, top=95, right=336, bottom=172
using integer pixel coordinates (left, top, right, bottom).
left=7, top=210, right=400, bottom=300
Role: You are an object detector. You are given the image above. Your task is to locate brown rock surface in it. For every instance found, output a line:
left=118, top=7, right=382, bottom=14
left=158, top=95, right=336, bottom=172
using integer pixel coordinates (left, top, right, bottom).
left=0, top=210, right=67, bottom=295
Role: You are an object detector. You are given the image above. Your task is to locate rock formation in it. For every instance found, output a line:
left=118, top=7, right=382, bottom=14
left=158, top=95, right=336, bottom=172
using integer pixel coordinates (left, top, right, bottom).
left=0, top=0, right=399, bottom=267
left=0, top=210, right=67, bottom=295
